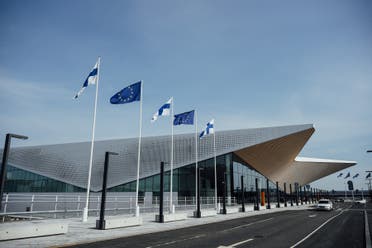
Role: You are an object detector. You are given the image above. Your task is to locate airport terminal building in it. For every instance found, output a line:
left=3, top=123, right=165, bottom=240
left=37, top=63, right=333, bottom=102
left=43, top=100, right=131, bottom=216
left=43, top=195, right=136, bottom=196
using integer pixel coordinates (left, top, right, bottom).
left=2, top=124, right=356, bottom=201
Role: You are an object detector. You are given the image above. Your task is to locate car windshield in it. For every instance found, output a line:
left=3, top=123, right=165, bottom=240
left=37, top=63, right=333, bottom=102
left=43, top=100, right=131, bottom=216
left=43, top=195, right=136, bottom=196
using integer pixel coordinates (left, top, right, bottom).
left=319, top=200, right=330, bottom=204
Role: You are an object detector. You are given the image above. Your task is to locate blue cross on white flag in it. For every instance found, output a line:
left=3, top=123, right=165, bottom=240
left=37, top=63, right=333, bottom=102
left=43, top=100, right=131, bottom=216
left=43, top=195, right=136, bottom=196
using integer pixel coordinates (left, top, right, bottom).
left=151, top=98, right=172, bottom=122
left=199, top=119, right=214, bottom=139
left=74, top=59, right=99, bottom=99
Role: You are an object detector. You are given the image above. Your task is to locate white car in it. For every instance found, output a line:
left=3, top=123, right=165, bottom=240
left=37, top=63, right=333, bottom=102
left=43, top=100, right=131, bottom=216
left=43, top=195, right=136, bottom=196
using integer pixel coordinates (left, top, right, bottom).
left=316, top=199, right=333, bottom=211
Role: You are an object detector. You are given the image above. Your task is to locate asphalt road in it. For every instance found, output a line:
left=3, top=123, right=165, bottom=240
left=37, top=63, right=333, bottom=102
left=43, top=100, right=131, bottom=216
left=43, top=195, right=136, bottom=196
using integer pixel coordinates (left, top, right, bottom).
left=68, top=202, right=367, bottom=248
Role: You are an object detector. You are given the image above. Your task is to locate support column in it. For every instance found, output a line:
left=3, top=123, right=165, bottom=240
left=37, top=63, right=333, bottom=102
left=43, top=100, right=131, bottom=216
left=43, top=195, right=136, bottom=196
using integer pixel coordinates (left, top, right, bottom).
left=284, top=183, right=287, bottom=207
left=254, top=178, right=259, bottom=210
left=276, top=181, right=280, bottom=208
left=289, top=183, right=293, bottom=206
left=266, top=178, right=271, bottom=209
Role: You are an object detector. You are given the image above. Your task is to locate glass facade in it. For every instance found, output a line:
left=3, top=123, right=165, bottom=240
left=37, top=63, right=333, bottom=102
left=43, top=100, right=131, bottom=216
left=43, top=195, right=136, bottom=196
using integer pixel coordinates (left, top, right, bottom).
left=109, top=153, right=233, bottom=197
left=4, top=165, right=85, bottom=193
left=4, top=153, right=284, bottom=202
left=231, top=154, right=280, bottom=204
left=109, top=153, right=283, bottom=203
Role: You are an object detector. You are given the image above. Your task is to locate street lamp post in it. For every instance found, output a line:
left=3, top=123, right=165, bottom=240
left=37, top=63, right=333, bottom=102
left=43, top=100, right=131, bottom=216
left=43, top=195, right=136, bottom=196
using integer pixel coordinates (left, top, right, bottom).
left=254, top=178, right=259, bottom=211
left=241, top=175, right=245, bottom=212
left=158, top=161, right=165, bottom=222
left=96, top=151, right=118, bottom=229
left=195, top=166, right=204, bottom=218
left=276, top=181, right=280, bottom=208
left=221, top=172, right=227, bottom=214
left=295, top=183, right=299, bottom=206
left=284, top=183, right=287, bottom=207
left=0, top=133, right=28, bottom=210
left=266, top=178, right=271, bottom=209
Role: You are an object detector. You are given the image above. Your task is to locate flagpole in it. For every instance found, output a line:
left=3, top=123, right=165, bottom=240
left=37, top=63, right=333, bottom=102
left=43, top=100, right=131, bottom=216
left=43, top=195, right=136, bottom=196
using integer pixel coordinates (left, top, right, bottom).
left=169, top=97, right=174, bottom=213
left=135, top=80, right=143, bottom=217
left=213, top=121, right=217, bottom=210
left=82, top=56, right=100, bottom=222
left=195, top=110, right=198, bottom=210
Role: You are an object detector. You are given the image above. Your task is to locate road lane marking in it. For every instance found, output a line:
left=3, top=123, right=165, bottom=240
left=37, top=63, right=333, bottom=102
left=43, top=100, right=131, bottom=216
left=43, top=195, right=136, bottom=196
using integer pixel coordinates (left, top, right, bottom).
left=290, top=210, right=345, bottom=248
left=217, top=238, right=254, bottom=248
left=145, top=234, right=206, bottom=248
left=308, top=214, right=317, bottom=218
left=221, top=217, right=274, bottom=232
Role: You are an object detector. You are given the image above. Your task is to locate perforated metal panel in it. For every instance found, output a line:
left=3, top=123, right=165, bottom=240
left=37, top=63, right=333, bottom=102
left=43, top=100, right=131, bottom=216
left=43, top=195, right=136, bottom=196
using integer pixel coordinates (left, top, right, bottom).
left=1, top=124, right=314, bottom=191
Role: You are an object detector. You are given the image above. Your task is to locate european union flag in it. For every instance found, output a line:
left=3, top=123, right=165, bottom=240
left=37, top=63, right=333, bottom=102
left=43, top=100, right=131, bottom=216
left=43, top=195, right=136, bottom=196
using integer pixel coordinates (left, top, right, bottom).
left=174, top=110, right=194, bottom=125
left=110, top=81, right=141, bottom=104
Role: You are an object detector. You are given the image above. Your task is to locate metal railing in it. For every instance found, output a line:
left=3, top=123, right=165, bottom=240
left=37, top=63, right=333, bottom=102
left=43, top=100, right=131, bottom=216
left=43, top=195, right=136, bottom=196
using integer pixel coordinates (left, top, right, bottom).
left=1, top=193, right=237, bottom=220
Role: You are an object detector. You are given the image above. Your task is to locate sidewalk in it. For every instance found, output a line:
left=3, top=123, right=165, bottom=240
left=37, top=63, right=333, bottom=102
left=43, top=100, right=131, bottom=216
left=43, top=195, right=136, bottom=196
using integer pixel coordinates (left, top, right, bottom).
left=0, top=204, right=313, bottom=248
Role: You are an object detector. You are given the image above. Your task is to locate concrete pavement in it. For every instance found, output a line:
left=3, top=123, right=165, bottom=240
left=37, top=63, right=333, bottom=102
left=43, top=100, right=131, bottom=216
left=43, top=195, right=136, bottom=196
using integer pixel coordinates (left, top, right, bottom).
left=67, top=202, right=365, bottom=248
left=0, top=204, right=311, bottom=248
left=67, top=202, right=364, bottom=248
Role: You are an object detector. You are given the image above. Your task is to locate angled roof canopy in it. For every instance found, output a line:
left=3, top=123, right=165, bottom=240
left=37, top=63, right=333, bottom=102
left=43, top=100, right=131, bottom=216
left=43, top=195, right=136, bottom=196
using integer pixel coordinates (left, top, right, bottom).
left=1, top=124, right=356, bottom=191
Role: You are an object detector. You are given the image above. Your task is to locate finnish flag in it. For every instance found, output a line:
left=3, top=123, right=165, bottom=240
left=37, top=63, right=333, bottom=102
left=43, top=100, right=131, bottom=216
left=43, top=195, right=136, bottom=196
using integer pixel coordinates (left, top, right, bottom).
left=199, top=119, right=214, bottom=138
left=151, top=98, right=172, bottom=122
left=74, top=59, right=99, bottom=99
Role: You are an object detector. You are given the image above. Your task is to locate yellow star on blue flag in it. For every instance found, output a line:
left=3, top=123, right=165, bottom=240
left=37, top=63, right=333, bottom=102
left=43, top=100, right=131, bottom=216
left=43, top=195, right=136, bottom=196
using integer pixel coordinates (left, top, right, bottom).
left=110, top=81, right=141, bottom=104
left=174, top=110, right=195, bottom=125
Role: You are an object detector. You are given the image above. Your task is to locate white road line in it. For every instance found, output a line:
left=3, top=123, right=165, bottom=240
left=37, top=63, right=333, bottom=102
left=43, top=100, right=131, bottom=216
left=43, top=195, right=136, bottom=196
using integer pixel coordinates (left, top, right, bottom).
left=308, top=214, right=317, bottom=218
left=145, top=234, right=206, bottom=248
left=221, top=217, right=274, bottom=232
left=217, top=238, right=254, bottom=248
left=290, top=210, right=345, bottom=248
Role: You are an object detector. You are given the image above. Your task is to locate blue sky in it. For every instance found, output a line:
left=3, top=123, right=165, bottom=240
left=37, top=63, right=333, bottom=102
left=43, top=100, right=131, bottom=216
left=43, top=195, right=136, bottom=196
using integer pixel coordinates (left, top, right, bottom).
left=1, top=0, right=372, bottom=190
